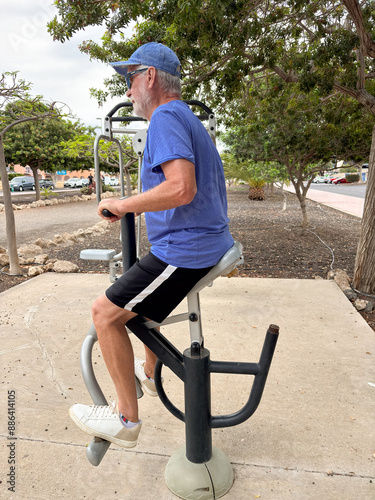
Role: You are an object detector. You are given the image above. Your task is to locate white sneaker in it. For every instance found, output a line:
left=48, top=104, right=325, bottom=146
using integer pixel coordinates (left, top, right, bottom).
left=134, top=357, right=159, bottom=397
left=69, top=401, right=141, bottom=448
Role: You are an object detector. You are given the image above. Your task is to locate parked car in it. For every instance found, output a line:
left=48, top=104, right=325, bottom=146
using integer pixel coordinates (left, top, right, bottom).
left=64, top=177, right=81, bottom=188
left=79, top=179, right=89, bottom=187
left=109, top=177, right=119, bottom=186
left=39, top=179, right=55, bottom=189
left=326, top=175, right=339, bottom=183
left=9, top=176, right=35, bottom=191
left=333, top=177, right=348, bottom=184
left=312, top=176, right=326, bottom=183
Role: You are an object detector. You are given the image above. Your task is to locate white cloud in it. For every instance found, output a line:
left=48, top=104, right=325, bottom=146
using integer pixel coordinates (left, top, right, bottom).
left=0, top=0, right=132, bottom=127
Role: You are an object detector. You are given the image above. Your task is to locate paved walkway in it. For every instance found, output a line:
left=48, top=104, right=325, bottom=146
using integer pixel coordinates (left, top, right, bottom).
left=0, top=183, right=373, bottom=499
left=0, top=273, right=374, bottom=499
left=284, top=185, right=365, bottom=218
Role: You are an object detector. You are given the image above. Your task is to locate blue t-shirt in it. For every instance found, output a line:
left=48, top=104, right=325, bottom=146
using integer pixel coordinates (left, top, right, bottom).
left=142, top=100, right=233, bottom=268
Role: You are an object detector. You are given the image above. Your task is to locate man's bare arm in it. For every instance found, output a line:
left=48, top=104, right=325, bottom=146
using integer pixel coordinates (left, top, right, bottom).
left=98, top=158, right=197, bottom=221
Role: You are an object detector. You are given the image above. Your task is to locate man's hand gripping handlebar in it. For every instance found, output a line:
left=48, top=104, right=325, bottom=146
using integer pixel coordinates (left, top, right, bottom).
left=101, top=209, right=115, bottom=218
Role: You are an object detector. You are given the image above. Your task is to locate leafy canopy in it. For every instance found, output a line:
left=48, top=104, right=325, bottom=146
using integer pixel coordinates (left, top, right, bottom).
left=222, top=74, right=373, bottom=182
left=47, top=1, right=375, bottom=118
left=2, top=100, right=93, bottom=172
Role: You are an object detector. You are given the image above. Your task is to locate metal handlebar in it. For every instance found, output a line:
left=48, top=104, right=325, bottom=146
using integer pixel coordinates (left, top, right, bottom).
left=101, top=209, right=115, bottom=218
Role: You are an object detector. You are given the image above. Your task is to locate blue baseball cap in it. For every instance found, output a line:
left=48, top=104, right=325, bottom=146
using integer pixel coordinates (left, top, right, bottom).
left=110, top=42, right=181, bottom=78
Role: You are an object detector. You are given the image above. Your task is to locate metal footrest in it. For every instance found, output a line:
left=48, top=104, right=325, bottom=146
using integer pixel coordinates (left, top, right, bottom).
left=80, top=249, right=116, bottom=261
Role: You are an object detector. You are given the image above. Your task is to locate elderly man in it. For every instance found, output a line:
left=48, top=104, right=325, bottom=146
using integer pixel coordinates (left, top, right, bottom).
left=69, top=42, right=233, bottom=448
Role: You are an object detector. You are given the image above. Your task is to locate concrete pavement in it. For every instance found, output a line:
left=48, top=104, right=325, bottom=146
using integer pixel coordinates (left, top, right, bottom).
left=1, top=273, right=374, bottom=499
left=284, top=185, right=365, bottom=218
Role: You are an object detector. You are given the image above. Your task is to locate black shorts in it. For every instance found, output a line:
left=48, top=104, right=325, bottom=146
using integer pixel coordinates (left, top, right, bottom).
left=105, top=253, right=213, bottom=323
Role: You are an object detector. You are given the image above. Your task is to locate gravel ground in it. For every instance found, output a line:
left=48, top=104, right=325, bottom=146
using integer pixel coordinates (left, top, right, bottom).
left=1, top=187, right=374, bottom=332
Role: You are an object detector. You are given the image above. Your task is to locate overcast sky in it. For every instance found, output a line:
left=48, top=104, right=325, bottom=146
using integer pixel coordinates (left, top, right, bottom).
left=1, top=1, right=132, bottom=128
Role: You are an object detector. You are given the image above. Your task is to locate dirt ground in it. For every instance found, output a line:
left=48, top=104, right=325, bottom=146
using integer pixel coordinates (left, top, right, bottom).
left=1, top=187, right=374, bottom=332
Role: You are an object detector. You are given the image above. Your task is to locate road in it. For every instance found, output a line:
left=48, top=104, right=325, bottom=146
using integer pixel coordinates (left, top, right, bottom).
left=309, top=182, right=366, bottom=199
left=283, top=181, right=366, bottom=218
left=0, top=187, right=82, bottom=201
left=0, top=198, right=100, bottom=248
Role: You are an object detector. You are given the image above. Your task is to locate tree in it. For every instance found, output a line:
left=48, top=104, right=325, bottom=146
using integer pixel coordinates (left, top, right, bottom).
left=221, top=152, right=288, bottom=200
left=222, top=77, right=373, bottom=226
left=48, top=0, right=375, bottom=291
left=0, top=73, right=58, bottom=275
left=61, top=132, right=138, bottom=180
left=2, top=101, right=91, bottom=200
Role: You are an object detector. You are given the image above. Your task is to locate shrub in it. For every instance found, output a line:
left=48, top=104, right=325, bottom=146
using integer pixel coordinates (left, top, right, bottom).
left=8, top=173, right=23, bottom=181
left=346, top=173, right=360, bottom=183
left=102, top=183, right=115, bottom=193
left=40, top=187, right=59, bottom=199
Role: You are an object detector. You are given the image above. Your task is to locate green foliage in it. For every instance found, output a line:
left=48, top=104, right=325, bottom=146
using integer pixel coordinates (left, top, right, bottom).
left=222, top=74, right=373, bottom=184
left=47, top=0, right=375, bottom=123
left=48, top=1, right=148, bottom=42
left=7, top=173, right=23, bottom=181
left=40, top=186, right=59, bottom=198
left=61, top=132, right=138, bottom=173
left=346, top=173, right=360, bottom=183
left=80, top=186, right=94, bottom=195
left=102, top=182, right=114, bottom=193
left=0, top=71, right=33, bottom=109
left=47, top=1, right=375, bottom=185
left=222, top=152, right=286, bottom=186
left=1, top=100, right=91, bottom=174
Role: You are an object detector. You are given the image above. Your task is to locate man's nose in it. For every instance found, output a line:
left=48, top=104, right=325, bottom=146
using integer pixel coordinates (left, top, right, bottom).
left=126, top=88, right=132, bottom=98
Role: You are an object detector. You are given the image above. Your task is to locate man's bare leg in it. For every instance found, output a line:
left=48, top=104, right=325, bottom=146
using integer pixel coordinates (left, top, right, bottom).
left=92, top=294, right=139, bottom=422
left=144, top=345, right=158, bottom=379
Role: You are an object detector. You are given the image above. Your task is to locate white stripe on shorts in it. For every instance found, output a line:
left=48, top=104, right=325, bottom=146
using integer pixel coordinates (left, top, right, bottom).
left=124, top=264, right=177, bottom=312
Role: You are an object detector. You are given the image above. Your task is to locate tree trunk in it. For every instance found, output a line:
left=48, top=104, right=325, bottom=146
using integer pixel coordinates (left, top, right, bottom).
left=0, top=136, right=22, bottom=275
left=248, top=186, right=265, bottom=200
left=32, top=165, right=40, bottom=200
left=353, top=125, right=375, bottom=294
left=292, top=178, right=309, bottom=227
left=279, top=182, right=287, bottom=211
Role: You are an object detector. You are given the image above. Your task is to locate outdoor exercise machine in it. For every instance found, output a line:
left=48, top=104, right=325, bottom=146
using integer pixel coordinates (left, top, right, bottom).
left=79, top=102, right=279, bottom=499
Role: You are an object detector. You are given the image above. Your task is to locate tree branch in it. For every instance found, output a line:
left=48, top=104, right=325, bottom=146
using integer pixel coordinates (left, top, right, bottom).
left=357, top=46, right=366, bottom=89
left=342, top=0, right=375, bottom=58
left=272, top=65, right=299, bottom=83
left=0, top=111, right=56, bottom=137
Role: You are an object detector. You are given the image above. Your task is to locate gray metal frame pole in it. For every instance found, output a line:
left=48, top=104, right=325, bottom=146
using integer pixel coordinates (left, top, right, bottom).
left=183, top=345, right=212, bottom=463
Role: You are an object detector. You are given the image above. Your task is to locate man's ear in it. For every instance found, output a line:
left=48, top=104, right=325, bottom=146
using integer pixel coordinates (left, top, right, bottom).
left=147, top=66, right=158, bottom=88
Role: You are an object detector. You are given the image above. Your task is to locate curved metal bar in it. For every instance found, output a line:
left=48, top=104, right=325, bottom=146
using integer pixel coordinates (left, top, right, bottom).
left=211, top=325, right=279, bottom=428
left=80, top=322, right=144, bottom=466
left=155, top=359, right=185, bottom=423
left=86, top=438, right=111, bottom=467
left=80, top=323, right=111, bottom=466
left=183, top=100, right=214, bottom=116
left=94, top=134, right=104, bottom=204
left=80, top=323, right=108, bottom=406
left=105, top=101, right=133, bottom=117
left=105, top=100, right=213, bottom=119
left=94, top=134, right=131, bottom=203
